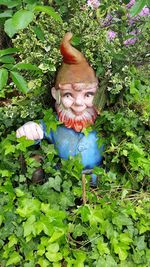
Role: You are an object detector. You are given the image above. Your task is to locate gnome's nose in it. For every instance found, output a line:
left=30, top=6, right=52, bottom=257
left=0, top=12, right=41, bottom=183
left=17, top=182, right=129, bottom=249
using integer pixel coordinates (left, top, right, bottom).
left=75, top=97, right=83, bottom=106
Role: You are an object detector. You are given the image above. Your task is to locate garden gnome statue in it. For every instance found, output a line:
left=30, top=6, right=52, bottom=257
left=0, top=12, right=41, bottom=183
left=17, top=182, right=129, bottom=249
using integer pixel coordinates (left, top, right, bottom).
left=16, top=32, right=104, bottom=185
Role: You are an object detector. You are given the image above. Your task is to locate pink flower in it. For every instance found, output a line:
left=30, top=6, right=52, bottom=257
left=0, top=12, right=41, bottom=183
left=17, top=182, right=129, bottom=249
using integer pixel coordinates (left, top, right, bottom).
left=87, top=0, right=100, bottom=9
left=124, top=37, right=137, bottom=46
left=138, top=7, right=150, bottom=16
left=126, top=0, right=135, bottom=9
left=108, top=30, right=116, bottom=40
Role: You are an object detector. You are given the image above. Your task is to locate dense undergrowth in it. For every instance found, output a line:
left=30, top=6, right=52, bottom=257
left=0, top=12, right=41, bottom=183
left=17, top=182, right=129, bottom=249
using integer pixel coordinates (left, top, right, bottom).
left=0, top=0, right=150, bottom=266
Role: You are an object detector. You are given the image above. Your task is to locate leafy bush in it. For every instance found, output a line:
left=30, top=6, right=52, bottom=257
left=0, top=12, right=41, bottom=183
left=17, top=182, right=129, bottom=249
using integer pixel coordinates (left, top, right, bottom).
left=0, top=0, right=150, bottom=266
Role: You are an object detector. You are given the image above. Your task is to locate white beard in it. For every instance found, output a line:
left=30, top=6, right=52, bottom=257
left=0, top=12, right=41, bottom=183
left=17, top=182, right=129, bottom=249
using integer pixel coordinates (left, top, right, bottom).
left=56, top=103, right=97, bottom=132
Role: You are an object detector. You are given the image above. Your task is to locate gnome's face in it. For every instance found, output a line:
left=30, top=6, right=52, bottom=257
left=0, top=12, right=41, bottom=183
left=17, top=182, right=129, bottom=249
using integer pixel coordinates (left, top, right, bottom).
left=51, top=32, right=98, bottom=132
left=58, top=82, right=97, bottom=115
left=51, top=82, right=98, bottom=132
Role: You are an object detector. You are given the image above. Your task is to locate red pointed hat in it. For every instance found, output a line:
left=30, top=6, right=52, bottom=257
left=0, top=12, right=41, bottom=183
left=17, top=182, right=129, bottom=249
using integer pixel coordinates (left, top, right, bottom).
left=55, top=32, right=98, bottom=88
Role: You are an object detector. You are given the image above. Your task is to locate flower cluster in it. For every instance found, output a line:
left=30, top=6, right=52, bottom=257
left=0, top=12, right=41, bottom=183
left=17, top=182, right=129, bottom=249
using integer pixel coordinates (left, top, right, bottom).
left=87, top=0, right=100, bottom=10
left=107, top=30, right=116, bottom=41
left=105, top=1, right=150, bottom=45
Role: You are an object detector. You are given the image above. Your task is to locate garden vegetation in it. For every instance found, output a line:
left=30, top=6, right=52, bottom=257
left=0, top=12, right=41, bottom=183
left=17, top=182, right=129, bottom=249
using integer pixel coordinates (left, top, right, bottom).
left=0, top=0, right=150, bottom=266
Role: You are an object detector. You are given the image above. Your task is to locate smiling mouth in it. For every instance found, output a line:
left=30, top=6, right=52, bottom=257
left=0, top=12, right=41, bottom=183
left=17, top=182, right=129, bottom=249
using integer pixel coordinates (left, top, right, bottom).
left=71, top=109, right=85, bottom=116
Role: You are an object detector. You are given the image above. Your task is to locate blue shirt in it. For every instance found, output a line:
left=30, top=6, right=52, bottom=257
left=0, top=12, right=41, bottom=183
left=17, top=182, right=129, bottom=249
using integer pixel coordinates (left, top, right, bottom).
left=41, top=123, right=104, bottom=170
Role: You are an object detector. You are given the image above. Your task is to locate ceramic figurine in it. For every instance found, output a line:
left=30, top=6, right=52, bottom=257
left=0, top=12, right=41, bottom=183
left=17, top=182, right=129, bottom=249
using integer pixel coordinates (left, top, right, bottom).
left=16, top=32, right=104, bottom=185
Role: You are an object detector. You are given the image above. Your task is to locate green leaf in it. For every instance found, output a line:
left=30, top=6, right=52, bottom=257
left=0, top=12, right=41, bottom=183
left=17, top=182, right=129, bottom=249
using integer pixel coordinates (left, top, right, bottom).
left=33, top=26, right=45, bottom=41
left=0, top=55, right=15, bottom=64
left=49, top=229, right=65, bottom=243
left=24, top=0, right=37, bottom=4
left=13, top=63, right=40, bottom=71
left=0, top=0, right=21, bottom=8
left=34, top=5, right=62, bottom=22
left=129, top=0, right=146, bottom=17
left=6, top=251, right=21, bottom=266
left=12, top=10, right=34, bottom=30
left=48, top=176, right=62, bottom=192
left=0, top=68, right=8, bottom=91
left=10, top=71, right=29, bottom=93
left=8, top=235, right=18, bottom=248
left=23, top=215, right=36, bottom=237
left=0, top=47, right=19, bottom=57
left=134, top=236, right=146, bottom=250
left=4, top=18, right=17, bottom=38
left=146, top=0, right=150, bottom=7
left=119, top=233, right=132, bottom=245
left=16, top=137, right=34, bottom=152
left=37, top=258, right=49, bottom=267
left=0, top=10, right=13, bottom=18
left=112, top=214, right=133, bottom=229
left=97, top=238, right=110, bottom=255
left=4, top=141, right=16, bottom=155
left=46, top=243, right=59, bottom=253
left=73, top=251, right=86, bottom=267
left=77, top=205, right=90, bottom=222
left=16, top=198, right=41, bottom=217
left=114, top=243, right=128, bottom=261
left=71, top=35, right=81, bottom=46
left=1, top=64, right=14, bottom=70
left=0, top=215, right=3, bottom=226
left=45, top=251, right=62, bottom=262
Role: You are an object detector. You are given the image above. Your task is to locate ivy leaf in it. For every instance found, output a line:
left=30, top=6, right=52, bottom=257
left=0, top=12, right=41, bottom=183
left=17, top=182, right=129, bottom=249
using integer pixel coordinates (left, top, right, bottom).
left=73, top=251, right=86, bottom=267
left=134, top=236, right=146, bottom=250
left=10, top=71, right=29, bottom=93
left=46, top=243, right=59, bottom=253
left=37, top=258, right=49, bottom=267
left=4, top=142, right=16, bottom=155
left=34, top=5, right=62, bottom=22
left=45, top=251, right=63, bottom=262
left=49, top=230, right=65, bottom=243
left=0, top=68, right=8, bottom=91
left=97, top=238, right=110, bottom=255
left=12, top=10, right=34, bottom=31
left=77, top=205, right=90, bottom=222
left=114, top=244, right=128, bottom=261
left=8, top=235, right=18, bottom=248
left=16, top=137, right=34, bottom=152
left=73, top=224, right=84, bottom=238
left=47, top=176, right=62, bottom=192
left=119, top=233, right=132, bottom=245
left=129, top=0, right=146, bottom=17
left=23, top=215, right=36, bottom=237
left=6, top=251, right=22, bottom=266
left=112, top=214, right=133, bottom=229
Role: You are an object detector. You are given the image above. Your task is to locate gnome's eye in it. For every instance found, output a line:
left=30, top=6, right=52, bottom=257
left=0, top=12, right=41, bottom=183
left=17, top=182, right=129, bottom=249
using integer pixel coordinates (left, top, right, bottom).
left=63, top=93, right=73, bottom=98
left=85, top=92, right=94, bottom=98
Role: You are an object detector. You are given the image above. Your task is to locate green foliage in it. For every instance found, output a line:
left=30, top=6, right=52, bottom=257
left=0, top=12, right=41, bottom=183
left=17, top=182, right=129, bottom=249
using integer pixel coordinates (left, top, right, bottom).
left=0, top=0, right=62, bottom=37
left=0, top=0, right=150, bottom=266
left=130, top=0, right=147, bottom=17
left=0, top=47, right=42, bottom=95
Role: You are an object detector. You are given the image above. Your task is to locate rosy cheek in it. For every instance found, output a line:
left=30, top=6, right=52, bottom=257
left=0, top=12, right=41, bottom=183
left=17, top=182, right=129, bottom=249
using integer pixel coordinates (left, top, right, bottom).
left=85, top=97, right=94, bottom=107
left=61, top=97, right=74, bottom=108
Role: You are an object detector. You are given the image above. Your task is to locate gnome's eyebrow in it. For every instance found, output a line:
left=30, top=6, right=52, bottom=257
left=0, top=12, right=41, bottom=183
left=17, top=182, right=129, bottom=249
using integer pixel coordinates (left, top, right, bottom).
left=59, top=84, right=72, bottom=90
left=85, top=91, right=95, bottom=95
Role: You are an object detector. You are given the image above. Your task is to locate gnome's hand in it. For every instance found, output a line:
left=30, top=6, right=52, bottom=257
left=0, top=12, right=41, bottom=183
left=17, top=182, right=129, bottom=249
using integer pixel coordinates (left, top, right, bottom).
left=16, top=122, right=44, bottom=140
